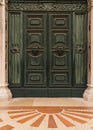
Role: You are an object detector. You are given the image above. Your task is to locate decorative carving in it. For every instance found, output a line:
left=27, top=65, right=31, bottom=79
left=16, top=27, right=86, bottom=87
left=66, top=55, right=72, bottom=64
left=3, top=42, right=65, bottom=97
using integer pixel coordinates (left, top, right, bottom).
left=75, top=44, right=85, bottom=54
left=30, top=74, right=40, bottom=81
left=30, top=18, right=41, bottom=25
left=27, top=42, right=43, bottom=57
left=55, top=74, right=67, bottom=81
left=26, top=72, right=44, bottom=85
left=55, top=18, right=65, bottom=26
left=9, top=3, right=87, bottom=11
left=52, top=43, right=69, bottom=58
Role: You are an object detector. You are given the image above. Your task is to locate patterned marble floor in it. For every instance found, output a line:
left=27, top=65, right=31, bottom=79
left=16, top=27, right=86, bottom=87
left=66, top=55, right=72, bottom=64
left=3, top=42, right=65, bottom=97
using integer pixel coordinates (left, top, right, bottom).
left=0, top=98, right=93, bottom=130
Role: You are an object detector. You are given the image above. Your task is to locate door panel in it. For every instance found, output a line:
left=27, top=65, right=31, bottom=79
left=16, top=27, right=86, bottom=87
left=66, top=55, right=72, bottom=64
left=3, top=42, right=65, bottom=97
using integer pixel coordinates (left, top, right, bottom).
left=49, top=14, right=70, bottom=29
left=73, top=12, right=87, bottom=87
left=24, top=13, right=47, bottom=88
left=49, top=13, right=72, bottom=88
left=9, top=12, right=22, bottom=87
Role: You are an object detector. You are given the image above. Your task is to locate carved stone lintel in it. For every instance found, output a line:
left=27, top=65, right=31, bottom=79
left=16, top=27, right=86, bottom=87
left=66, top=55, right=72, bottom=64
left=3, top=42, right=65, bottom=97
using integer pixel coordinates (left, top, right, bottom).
left=9, top=3, right=87, bottom=12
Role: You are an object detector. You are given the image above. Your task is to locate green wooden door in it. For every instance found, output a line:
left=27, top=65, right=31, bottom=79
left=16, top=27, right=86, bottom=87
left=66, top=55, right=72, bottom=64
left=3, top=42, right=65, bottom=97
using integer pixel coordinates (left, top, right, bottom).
left=8, top=1, right=87, bottom=97
left=23, top=12, right=72, bottom=96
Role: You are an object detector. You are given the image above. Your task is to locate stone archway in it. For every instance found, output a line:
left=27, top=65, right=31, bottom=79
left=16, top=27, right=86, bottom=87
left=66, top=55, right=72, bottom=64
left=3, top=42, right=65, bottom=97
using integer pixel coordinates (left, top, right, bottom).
left=0, top=0, right=93, bottom=101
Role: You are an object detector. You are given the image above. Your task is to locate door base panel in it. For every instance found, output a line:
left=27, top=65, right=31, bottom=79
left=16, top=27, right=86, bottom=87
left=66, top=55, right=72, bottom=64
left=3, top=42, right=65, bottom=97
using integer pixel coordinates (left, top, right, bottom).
left=10, top=88, right=85, bottom=97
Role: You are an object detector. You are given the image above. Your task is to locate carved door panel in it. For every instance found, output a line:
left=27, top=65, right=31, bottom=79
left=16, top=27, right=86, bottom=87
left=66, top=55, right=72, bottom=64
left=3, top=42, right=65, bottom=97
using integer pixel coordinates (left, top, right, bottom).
left=48, top=13, right=72, bottom=96
left=23, top=12, right=72, bottom=96
left=23, top=12, right=48, bottom=96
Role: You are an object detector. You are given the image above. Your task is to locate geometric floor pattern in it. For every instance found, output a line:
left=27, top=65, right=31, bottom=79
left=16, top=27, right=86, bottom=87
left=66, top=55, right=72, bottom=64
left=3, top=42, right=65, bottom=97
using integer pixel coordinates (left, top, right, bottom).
left=0, top=106, right=93, bottom=129
left=0, top=98, right=93, bottom=130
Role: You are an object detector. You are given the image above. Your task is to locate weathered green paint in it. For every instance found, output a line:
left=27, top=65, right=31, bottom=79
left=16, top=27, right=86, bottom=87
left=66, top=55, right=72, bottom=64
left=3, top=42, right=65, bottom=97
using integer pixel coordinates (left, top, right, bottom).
left=9, top=12, right=23, bottom=87
left=8, top=1, right=87, bottom=97
left=48, top=13, right=72, bottom=88
left=73, top=12, right=87, bottom=87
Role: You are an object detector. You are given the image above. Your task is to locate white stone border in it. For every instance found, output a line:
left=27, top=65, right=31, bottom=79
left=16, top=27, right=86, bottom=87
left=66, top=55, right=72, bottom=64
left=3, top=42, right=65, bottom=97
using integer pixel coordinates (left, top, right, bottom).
left=83, top=0, right=93, bottom=101
left=0, top=0, right=12, bottom=102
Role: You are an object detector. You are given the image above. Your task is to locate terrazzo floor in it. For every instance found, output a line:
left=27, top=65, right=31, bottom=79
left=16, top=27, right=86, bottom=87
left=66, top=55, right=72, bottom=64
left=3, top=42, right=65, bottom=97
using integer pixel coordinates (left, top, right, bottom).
left=0, top=98, right=93, bottom=130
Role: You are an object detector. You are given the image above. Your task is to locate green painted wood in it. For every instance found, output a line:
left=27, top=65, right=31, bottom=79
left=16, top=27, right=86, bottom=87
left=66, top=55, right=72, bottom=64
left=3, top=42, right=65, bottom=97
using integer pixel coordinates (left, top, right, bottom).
left=49, top=13, right=72, bottom=88
left=73, top=12, right=87, bottom=87
left=23, top=12, right=72, bottom=92
left=24, top=12, right=47, bottom=88
left=9, top=12, right=23, bottom=87
left=8, top=2, right=87, bottom=97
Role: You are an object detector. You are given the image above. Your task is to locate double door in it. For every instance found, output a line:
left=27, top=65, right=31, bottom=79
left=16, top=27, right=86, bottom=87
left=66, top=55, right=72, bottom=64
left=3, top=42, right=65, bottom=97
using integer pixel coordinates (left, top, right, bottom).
left=23, top=12, right=72, bottom=96
left=9, top=7, right=87, bottom=97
